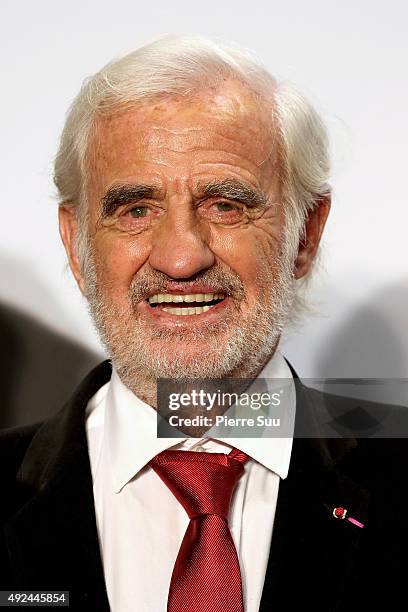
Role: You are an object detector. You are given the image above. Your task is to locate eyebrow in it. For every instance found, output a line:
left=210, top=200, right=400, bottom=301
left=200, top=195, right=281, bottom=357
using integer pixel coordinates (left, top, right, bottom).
left=197, top=179, right=268, bottom=209
left=100, top=184, right=160, bottom=218
left=100, top=178, right=268, bottom=218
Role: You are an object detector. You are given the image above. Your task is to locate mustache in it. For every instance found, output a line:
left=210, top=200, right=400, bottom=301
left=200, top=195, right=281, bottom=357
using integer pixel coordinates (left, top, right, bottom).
left=128, top=265, right=246, bottom=303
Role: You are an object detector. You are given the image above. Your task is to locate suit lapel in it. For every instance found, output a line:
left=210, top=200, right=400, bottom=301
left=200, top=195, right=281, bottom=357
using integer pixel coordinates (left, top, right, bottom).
left=4, top=361, right=113, bottom=611
left=259, top=376, right=370, bottom=611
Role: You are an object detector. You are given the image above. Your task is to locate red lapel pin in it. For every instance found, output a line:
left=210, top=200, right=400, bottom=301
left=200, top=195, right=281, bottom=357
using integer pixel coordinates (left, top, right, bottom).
left=333, top=506, right=365, bottom=528
left=333, top=506, right=347, bottom=519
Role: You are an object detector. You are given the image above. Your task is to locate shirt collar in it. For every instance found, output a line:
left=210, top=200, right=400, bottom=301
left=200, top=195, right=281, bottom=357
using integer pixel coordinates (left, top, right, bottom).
left=212, top=351, right=295, bottom=479
left=105, top=350, right=295, bottom=493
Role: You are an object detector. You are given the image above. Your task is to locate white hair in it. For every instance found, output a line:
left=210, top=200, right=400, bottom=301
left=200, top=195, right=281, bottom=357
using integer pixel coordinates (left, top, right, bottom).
left=54, top=35, right=331, bottom=316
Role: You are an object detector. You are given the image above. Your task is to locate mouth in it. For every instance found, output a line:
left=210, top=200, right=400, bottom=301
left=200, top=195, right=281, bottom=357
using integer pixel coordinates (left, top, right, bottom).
left=146, top=292, right=226, bottom=316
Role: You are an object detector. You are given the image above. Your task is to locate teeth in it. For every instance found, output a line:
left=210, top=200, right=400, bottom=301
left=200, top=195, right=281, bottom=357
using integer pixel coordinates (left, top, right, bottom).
left=149, top=293, right=225, bottom=304
left=162, top=304, right=215, bottom=315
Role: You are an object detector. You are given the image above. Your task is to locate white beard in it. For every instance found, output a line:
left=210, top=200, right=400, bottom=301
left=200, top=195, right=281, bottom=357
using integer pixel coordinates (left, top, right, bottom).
left=82, top=242, right=297, bottom=397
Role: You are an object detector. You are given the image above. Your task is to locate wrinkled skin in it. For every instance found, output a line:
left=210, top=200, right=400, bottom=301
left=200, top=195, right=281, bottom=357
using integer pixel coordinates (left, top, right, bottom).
left=59, top=79, right=330, bottom=405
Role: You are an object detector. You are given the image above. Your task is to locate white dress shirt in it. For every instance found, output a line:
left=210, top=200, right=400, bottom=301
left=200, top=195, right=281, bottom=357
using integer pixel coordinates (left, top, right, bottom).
left=86, top=350, right=295, bottom=612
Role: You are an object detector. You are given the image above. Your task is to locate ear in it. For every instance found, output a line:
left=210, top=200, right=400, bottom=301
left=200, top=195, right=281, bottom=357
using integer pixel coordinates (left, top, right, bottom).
left=58, top=204, right=86, bottom=294
left=294, top=195, right=331, bottom=279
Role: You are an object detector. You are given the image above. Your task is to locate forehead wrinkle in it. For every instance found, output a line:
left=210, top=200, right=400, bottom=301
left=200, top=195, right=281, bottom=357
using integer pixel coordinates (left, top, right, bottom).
left=195, top=160, right=275, bottom=191
left=91, top=101, right=275, bottom=163
left=146, top=147, right=273, bottom=181
left=86, top=91, right=279, bottom=206
left=150, top=125, right=203, bottom=134
left=142, top=123, right=266, bottom=155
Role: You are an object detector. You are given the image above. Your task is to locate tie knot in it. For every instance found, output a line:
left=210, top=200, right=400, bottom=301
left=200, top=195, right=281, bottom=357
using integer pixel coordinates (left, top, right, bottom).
left=150, top=448, right=248, bottom=519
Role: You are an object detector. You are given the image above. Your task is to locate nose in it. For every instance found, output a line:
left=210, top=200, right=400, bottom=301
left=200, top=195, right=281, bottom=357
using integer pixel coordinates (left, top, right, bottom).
left=148, top=204, right=215, bottom=279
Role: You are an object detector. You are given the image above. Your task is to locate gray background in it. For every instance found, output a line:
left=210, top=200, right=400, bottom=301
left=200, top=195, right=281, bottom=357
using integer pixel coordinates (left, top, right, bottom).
left=1, top=0, right=407, bottom=426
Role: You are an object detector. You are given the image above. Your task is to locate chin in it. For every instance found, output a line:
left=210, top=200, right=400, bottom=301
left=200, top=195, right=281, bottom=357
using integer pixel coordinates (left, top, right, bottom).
left=147, top=349, right=233, bottom=379
left=133, top=333, right=244, bottom=380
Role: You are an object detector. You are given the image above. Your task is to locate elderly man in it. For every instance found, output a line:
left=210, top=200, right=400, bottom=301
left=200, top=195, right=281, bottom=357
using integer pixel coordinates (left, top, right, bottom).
left=0, top=36, right=406, bottom=612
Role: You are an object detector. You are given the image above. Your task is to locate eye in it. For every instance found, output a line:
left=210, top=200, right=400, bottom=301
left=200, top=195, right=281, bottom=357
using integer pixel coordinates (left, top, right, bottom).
left=214, top=202, right=237, bottom=212
left=197, top=199, right=245, bottom=225
left=112, top=202, right=163, bottom=233
left=128, top=205, right=150, bottom=218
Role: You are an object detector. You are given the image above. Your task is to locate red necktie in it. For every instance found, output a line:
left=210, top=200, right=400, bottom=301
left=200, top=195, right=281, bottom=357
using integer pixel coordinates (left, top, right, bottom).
left=150, top=447, right=249, bottom=612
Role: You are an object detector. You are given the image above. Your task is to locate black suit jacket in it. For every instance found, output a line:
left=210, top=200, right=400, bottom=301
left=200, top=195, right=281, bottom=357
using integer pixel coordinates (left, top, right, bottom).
left=1, top=360, right=407, bottom=611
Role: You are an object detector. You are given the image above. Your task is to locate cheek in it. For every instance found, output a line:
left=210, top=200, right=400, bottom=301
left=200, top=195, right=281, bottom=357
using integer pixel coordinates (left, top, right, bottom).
left=211, top=224, right=283, bottom=287
left=92, top=231, right=150, bottom=288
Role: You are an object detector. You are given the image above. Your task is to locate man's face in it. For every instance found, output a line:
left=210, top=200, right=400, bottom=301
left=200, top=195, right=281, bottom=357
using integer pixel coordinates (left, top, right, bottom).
left=60, top=80, right=317, bottom=392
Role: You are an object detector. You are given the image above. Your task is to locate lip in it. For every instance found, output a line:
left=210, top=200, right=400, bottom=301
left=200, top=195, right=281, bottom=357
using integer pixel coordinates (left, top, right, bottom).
left=144, top=285, right=229, bottom=299
left=138, top=295, right=233, bottom=327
